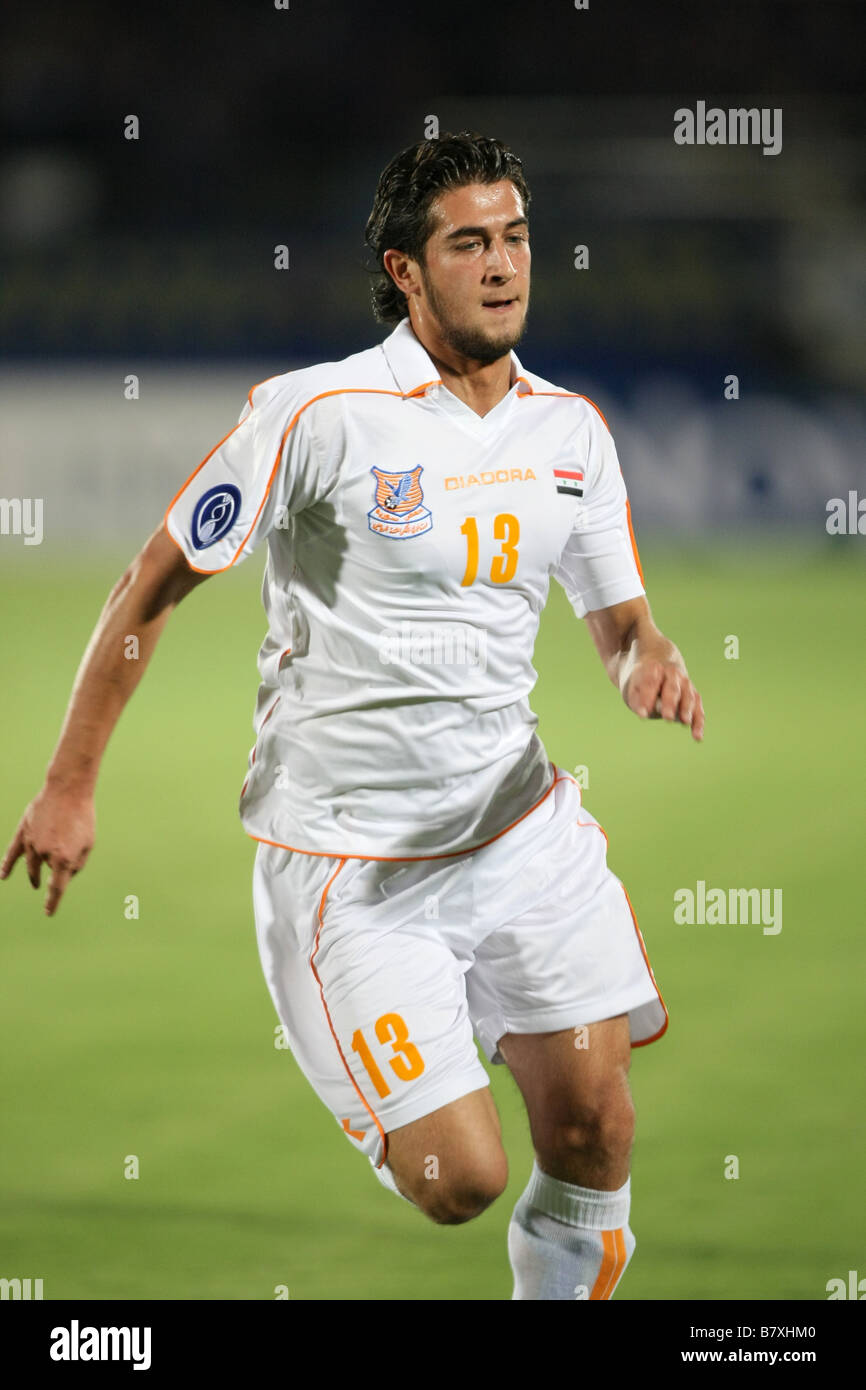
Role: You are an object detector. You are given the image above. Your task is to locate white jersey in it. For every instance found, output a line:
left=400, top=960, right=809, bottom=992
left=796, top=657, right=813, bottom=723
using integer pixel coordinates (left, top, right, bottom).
left=164, top=317, right=645, bottom=859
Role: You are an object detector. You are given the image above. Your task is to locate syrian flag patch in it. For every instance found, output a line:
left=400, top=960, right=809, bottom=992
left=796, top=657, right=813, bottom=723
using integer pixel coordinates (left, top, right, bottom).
left=554, top=469, right=583, bottom=498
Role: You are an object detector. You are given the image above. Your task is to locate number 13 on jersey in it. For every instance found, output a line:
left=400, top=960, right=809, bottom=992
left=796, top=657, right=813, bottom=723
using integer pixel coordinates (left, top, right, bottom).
left=460, top=514, right=520, bottom=586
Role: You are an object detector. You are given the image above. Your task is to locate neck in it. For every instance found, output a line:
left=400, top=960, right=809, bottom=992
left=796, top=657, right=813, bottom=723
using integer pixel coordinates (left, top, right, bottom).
left=408, top=316, right=514, bottom=419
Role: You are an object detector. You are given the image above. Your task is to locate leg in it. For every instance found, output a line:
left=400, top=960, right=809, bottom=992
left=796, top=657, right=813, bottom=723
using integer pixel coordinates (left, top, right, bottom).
left=462, top=774, right=667, bottom=1298
left=500, top=1015, right=638, bottom=1300
left=254, top=845, right=506, bottom=1229
left=499, top=1014, right=634, bottom=1189
left=385, top=1085, right=508, bottom=1225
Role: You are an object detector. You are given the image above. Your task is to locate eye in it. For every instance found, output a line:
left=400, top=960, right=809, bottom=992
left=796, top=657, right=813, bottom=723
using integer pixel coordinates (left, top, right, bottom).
left=457, top=240, right=482, bottom=251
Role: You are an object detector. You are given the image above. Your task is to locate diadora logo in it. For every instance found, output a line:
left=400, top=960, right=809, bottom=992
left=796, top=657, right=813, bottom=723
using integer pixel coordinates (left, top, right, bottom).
left=192, top=484, right=241, bottom=549
left=445, top=468, right=536, bottom=491
left=368, top=466, right=433, bottom=539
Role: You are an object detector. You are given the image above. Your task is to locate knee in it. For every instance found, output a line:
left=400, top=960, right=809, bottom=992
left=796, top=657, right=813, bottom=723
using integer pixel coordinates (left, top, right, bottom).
left=543, top=1094, right=635, bottom=1171
left=410, top=1153, right=509, bottom=1226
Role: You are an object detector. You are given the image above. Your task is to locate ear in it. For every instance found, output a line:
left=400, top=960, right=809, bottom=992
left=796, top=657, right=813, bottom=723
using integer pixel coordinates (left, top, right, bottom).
left=383, top=248, right=422, bottom=301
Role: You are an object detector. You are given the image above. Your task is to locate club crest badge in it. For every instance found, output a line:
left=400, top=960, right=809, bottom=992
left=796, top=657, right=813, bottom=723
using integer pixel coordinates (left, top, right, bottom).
left=367, top=466, right=433, bottom=539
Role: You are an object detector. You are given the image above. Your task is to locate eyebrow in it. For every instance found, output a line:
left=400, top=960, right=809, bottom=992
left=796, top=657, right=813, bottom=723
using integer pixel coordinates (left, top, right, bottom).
left=443, top=217, right=529, bottom=240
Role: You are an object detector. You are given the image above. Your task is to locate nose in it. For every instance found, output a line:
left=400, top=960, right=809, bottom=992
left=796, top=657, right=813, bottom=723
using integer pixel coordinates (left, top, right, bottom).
left=485, top=238, right=517, bottom=279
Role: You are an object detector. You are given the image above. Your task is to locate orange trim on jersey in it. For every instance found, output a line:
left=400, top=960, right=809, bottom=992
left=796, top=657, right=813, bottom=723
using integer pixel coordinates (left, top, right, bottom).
left=576, top=817, right=609, bottom=849
left=162, top=377, right=263, bottom=567
left=625, top=499, right=645, bottom=586
left=164, top=379, right=258, bottom=507
left=164, top=383, right=442, bottom=575
left=579, top=394, right=610, bottom=432
left=519, top=389, right=611, bottom=433
left=246, top=768, right=572, bottom=864
left=519, top=390, right=644, bottom=585
left=622, top=883, right=670, bottom=1047
left=309, top=857, right=389, bottom=1169
left=405, top=379, right=441, bottom=397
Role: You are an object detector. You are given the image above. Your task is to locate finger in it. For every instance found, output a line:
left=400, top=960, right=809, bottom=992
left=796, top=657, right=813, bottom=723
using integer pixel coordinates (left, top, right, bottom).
left=658, top=668, right=683, bottom=722
left=44, top=863, right=73, bottom=916
left=691, top=691, right=705, bottom=742
left=678, top=682, right=696, bottom=729
left=0, top=826, right=25, bottom=879
left=628, top=664, right=664, bottom=718
left=24, top=842, right=44, bottom=889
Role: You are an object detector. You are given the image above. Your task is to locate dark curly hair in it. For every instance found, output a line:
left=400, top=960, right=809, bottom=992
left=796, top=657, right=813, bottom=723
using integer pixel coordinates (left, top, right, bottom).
left=364, top=131, right=531, bottom=325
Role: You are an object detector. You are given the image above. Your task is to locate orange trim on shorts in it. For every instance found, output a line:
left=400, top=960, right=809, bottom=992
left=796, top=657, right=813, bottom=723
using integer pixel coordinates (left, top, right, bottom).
left=590, top=1227, right=627, bottom=1299
left=247, top=768, right=572, bottom=864
left=621, top=884, right=669, bottom=1047
left=573, top=809, right=668, bottom=1049
left=308, top=857, right=390, bottom=1169
left=163, top=382, right=441, bottom=575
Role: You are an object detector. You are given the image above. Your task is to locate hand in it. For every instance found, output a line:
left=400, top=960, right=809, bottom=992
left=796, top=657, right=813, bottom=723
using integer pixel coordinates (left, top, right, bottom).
left=0, top=787, right=96, bottom=915
left=623, top=659, right=705, bottom=742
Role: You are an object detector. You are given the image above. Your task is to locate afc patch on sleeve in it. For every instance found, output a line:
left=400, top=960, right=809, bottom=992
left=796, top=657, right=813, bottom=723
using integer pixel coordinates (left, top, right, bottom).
left=191, top=484, right=242, bottom=549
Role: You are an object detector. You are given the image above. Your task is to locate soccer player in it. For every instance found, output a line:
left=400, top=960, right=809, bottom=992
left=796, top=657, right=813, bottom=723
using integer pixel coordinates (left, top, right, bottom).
left=2, top=132, right=704, bottom=1300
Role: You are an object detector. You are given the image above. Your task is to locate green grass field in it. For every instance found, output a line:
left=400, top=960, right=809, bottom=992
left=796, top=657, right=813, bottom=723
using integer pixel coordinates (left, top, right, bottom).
left=1, top=537, right=863, bottom=1300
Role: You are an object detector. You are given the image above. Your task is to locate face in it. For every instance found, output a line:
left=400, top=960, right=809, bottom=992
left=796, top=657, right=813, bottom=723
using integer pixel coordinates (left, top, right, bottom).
left=401, top=180, right=531, bottom=364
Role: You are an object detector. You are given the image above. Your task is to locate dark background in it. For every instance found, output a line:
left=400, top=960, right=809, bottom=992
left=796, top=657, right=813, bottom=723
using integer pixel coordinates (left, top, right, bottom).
left=2, top=0, right=863, bottom=397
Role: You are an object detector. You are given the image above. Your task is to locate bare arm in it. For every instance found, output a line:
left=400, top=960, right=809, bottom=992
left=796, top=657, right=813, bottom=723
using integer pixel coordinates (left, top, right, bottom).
left=584, top=594, right=705, bottom=742
left=1, top=523, right=211, bottom=914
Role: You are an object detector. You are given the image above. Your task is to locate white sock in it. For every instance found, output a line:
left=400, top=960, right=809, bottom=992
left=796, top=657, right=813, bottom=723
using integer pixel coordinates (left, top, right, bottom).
left=508, top=1162, right=636, bottom=1300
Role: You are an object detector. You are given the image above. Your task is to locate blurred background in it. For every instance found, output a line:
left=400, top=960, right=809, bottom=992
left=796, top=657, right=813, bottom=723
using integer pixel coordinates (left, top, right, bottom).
left=2, top=0, right=865, bottom=537
left=1, top=0, right=864, bottom=1302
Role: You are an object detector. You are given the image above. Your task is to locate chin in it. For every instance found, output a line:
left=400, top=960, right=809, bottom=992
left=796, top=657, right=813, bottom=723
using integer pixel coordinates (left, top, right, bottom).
left=444, top=314, right=526, bottom=364
left=482, top=315, right=527, bottom=352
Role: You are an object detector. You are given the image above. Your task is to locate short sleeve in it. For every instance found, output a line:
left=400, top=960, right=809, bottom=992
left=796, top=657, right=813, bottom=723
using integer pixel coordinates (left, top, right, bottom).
left=552, top=404, right=646, bottom=618
left=164, top=373, right=325, bottom=572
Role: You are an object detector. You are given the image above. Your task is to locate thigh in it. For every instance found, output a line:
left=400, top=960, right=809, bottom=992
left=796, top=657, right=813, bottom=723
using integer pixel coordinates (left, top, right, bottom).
left=253, top=843, right=490, bottom=1172
left=386, top=1085, right=507, bottom=1207
left=498, top=1015, right=635, bottom=1187
left=499, top=1014, right=633, bottom=1121
left=465, top=774, right=668, bottom=1066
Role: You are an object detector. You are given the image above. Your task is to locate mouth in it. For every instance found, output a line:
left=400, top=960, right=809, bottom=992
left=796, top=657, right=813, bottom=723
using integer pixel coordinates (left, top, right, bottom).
left=482, top=297, right=518, bottom=313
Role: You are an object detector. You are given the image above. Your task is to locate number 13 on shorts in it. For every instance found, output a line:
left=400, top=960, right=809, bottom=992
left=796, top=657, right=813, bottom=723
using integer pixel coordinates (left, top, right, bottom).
left=351, top=1012, right=426, bottom=1099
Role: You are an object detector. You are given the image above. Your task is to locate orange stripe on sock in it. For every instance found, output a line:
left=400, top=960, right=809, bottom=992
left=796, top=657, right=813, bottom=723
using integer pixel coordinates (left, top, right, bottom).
left=606, top=1226, right=627, bottom=1299
left=589, top=1229, right=618, bottom=1300
left=590, top=1227, right=628, bottom=1301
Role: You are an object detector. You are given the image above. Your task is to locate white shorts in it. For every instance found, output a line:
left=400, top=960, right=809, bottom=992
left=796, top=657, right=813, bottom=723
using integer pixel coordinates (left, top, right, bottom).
left=252, top=768, right=667, bottom=1170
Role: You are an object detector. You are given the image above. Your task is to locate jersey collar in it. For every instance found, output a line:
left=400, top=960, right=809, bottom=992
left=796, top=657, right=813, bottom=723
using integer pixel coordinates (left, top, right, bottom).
left=381, top=316, right=534, bottom=398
